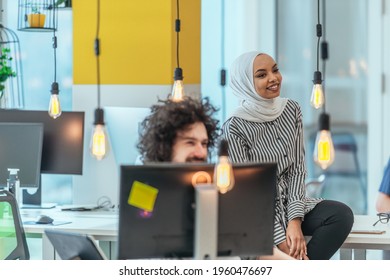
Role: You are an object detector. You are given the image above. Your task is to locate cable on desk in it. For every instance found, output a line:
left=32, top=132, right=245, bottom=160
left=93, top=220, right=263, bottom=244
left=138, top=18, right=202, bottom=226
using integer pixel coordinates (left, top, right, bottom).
left=97, top=196, right=113, bottom=210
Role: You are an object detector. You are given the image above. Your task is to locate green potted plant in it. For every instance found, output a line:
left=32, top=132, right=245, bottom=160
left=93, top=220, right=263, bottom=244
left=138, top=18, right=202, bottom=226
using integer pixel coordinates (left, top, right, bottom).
left=0, top=48, right=17, bottom=100
left=27, top=4, right=46, bottom=28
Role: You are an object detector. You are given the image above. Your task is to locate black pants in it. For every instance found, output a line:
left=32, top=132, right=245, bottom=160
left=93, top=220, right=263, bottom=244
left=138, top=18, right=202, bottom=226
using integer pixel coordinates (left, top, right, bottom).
left=301, top=200, right=354, bottom=260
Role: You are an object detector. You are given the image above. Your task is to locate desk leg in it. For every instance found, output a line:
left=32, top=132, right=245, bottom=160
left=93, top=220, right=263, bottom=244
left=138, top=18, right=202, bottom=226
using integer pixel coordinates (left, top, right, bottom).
left=340, top=248, right=352, bottom=260
left=42, top=233, right=55, bottom=260
left=353, top=249, right=367, bottom=260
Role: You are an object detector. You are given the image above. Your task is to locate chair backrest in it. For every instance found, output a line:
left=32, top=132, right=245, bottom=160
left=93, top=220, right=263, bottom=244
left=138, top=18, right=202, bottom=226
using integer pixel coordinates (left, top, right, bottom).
left=45, top=229, right=107, bottom=260
left=325, top=132, right=360, bottom=175
left=308, top=131, right=361, bottom=176
left=0, top=189, right=30, bottom=260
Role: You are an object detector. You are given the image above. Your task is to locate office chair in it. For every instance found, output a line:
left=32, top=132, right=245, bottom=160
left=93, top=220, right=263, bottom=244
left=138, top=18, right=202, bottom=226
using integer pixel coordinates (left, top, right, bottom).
left=0, top=189, right=30, bottom=260
left=305, top=174, right=326, bottom=198
left=45, top=230, right=106, bottom=260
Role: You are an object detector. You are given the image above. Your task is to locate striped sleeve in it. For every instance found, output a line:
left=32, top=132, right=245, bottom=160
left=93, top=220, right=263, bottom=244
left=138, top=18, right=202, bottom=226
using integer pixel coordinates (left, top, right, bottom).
left=273, top=203, right=287, bottom=245
left=286, top=103, right=306, bottom=221
left=222, top=118, right=250, bottom=163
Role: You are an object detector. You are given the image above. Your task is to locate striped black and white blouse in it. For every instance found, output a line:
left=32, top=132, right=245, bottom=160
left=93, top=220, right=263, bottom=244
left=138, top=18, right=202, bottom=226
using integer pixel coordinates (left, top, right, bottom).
left=222, top=99, right=322, bottom=245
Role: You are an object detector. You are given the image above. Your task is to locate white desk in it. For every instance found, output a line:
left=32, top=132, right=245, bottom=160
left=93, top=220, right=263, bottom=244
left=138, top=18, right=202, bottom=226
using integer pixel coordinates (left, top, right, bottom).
left=340, top=215, right=390, bottom=260
left=20, top=208, right=118, bottom=260
left=20, top=211, right=390, bottom=260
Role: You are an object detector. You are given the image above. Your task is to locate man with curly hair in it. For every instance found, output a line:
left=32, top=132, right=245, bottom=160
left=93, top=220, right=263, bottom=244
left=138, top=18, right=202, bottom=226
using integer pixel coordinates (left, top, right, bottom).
left=137, top=97, right=220, bottom=163
left=137, top=97, right=294, bottom=260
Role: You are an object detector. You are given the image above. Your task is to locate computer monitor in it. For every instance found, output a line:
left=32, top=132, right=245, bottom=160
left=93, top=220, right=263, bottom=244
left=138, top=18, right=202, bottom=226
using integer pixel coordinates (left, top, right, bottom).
left=0, top=123, right=44, bottom=189
left=0, top=109, right=85, bottom=206
left=0, top=110, right=84, bottom=174
left=118, top=162, right=277, bottom=259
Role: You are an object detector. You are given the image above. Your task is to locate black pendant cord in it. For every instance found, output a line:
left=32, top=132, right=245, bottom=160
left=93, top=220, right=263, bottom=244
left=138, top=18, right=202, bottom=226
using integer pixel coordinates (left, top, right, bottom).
left=52, top=31, right=57, bottom=83
left=52, top=3, right=57, bottom=83
left=220, top=0, right=226, bottom=121
left=316, top=0, right=321, bottom=73
left=321, top=0, right=327, bottom=113
left=95, top=0, right=101, bottom=109
left=175, top=0, right=181, bottom=69
left=315, top=0, right=328, bottom=113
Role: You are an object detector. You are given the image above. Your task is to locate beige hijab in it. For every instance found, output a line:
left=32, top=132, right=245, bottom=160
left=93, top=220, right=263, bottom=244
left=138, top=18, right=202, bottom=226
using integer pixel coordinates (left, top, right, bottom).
left=229, top=51, right=287, bottom=123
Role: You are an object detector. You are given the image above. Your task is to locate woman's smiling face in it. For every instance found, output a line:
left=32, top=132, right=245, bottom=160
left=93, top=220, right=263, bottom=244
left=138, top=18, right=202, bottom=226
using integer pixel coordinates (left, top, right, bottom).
left=252, top=54, right=282, bottom=99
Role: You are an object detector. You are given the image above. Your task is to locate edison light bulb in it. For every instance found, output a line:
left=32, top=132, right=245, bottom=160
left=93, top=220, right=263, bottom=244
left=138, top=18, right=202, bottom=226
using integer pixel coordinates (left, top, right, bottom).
left=313, top=113, right=335, bottom=170
left=48, top=82, right=62, bottom=119
left=310, top=84, right=324, bottom=109
left=48, top=94, right=61, bottom=119
left=90, top=108, right=109, bottom=160
left=171, top=67, right=185, bottom=102
left=310, top=71, right=324, bottom=109
left=171, top=79, right=185, bottom=102
left=214, top=155, right=235, bottom=194
left=214, top=140, right=234, bottom=194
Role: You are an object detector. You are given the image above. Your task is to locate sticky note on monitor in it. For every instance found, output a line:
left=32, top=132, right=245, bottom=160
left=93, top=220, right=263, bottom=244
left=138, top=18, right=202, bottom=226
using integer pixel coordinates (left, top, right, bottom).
left=128, top=181, right=159, bottom=212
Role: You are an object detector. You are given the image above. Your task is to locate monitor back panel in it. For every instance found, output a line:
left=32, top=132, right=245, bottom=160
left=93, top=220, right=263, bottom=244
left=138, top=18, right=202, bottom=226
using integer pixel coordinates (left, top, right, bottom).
left=0, top=122, right=44, bottom=188
left=118, top=163, right=276, bottom=259
left=0, top=109, right=84, bottom=175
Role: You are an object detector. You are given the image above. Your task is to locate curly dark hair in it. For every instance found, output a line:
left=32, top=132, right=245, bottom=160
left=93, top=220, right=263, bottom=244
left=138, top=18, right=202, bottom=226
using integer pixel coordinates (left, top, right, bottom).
left=137, top=97, right=220, bottom=162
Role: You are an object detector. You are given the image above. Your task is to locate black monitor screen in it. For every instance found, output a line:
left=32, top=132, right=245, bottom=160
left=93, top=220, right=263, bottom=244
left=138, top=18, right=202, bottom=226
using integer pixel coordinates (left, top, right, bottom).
left=0, top=109, right=84, bottom=175
left=0, top=123, right=43, bottom=188
left=118, top=162, right=277, bottom=259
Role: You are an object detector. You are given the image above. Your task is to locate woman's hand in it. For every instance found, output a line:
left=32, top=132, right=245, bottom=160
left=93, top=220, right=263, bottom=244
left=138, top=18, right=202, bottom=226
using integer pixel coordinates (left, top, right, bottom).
left=286, top=218, right=307, bottom=260
left=276, top=241, right=290, bottom=255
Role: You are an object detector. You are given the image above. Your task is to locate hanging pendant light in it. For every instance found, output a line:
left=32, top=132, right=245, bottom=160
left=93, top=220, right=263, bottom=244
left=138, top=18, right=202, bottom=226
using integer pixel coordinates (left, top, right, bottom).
left=90, top=0, right=109, bottom=160
left=48, top=82, right=61, bottom=118
left=170, top=0, right=185, bottom=102
left=171, top=67, right=185, bottom=102
left=48, top=5, right=62, bottom=119
left=214, top=139, right=234, bottom=194
left=313, top=113, right=335, bottom=170
left=312, top=0, right=334, bottom=170
left=310, top=71, right=324, bottom=109
left=310, top=0, right=324, bottom=109
left=90, top=108, right=109, bottom=160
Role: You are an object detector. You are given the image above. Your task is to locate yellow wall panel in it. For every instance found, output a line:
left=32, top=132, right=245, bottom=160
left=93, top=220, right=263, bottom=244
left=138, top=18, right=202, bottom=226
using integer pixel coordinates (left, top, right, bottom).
left=171, top=0, right=201, bottom=84
left=74, top=0, right=200, bottom=85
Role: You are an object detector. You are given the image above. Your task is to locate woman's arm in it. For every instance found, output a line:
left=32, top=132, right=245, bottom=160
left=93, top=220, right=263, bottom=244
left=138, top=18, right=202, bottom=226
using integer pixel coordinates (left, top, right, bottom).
left=222, top=118, right=250, bottom=163
left=286, top=105, right=306, bottom=221
left=285, top=104, right=307, bottom=259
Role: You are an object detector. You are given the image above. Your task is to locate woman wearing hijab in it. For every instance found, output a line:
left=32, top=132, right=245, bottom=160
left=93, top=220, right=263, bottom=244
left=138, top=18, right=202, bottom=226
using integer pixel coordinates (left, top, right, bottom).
left=222, top=51, right=354, bottom=260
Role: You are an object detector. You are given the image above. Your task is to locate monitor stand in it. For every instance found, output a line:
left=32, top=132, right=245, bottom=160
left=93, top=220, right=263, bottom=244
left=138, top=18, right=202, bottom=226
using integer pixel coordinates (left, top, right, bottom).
left=21, top=179, right=56, bottom=209
left=194, top=184, right=218, bottom=260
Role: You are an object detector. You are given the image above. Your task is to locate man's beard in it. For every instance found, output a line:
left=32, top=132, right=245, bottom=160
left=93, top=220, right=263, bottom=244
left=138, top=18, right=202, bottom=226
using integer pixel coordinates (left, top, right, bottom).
left=185, top=157, right=206, bottom=163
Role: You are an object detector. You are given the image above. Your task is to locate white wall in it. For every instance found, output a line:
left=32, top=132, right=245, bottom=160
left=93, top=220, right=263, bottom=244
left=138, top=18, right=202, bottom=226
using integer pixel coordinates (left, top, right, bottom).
left=72, top=84, right=200, bottom=206
left=201, top=0, right=276, bottom=123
